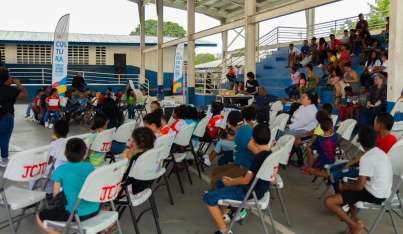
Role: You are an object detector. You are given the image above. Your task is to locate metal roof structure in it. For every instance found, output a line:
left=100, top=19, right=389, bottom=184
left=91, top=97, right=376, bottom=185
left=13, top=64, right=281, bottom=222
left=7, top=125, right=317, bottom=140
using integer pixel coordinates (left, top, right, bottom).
left=0, top=30, right=216, bottom=46
left=145, top=0, right=303, bottom=22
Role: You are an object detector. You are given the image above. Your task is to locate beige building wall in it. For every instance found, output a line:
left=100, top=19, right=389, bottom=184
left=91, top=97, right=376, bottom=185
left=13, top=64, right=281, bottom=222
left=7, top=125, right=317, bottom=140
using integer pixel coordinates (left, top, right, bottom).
left=5, top=44, right=17, bottom=64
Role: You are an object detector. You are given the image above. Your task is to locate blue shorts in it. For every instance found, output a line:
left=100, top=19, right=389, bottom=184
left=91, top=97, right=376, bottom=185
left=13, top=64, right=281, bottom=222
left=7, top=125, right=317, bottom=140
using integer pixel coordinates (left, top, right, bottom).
left=203, top=180, right=245, bottom=206
left=215, top=140, right=235, bottom=153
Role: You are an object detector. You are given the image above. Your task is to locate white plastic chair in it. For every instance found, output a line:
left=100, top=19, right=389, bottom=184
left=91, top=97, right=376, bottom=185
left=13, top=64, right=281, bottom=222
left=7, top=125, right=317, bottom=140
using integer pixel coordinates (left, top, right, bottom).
left=330, top=114, right=338, bottom=127
left=170, top=123, right=199, bottom=193
left=269, top=113, right=289, bottom=144
left=116, top=147, right=162, bottom=234
left=44, top=159, right=128, bottom=234
left=218, top=150, right=281, bottom=234
left=355, top=139, right=403, bottom=234
left=113, top=122, right=136, bottom=144
left=269, top=101, right=283, bottom=126
left=0, top=145, right=51, bottom=234
left=270, top=134, right=295, bottom=226
left=336, top=119, right=357, bottom=141
left=390, top=98, right=403, bottom=118
left=193, top=116, right=213, bottom=170
left=90, top=128, right=115, bottom=155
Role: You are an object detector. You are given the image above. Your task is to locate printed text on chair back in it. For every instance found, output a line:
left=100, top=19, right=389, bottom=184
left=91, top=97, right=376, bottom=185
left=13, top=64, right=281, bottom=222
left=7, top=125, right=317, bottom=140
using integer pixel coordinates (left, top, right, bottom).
left=79, top=159, right=128, bottom=202
left=4, top=145, right=51, bottom=182
left=128, top=147, right=164, bottom=181
left=90, top=128, right=115, bottom=152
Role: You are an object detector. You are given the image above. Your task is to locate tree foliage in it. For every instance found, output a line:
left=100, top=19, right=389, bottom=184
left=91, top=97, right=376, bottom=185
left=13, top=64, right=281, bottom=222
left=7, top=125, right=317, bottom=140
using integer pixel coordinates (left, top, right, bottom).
left=131, top=19, right=186, bottom=38
left=368, top=0, right=390, bottom=30
left=195, top=53, right=216, bottom=65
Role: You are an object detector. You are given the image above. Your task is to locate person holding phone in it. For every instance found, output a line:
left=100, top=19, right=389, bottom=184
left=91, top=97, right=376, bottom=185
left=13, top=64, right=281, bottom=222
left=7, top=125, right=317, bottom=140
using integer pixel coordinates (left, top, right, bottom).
left=0, top=67, right=28, bottom=167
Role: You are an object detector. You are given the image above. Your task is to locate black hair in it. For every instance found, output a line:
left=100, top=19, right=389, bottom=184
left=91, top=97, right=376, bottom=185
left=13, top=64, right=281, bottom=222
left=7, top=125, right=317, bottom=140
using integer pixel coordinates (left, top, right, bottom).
left=126, top=88, right=133, bottom=97
left=131, top=127, right=156, bottom=151
left=91, top=113, right=107, bottom=130
left=65, top=138, right=87, bottom=163
left=227, top=111, right=243, bottom=127
left=211, top=102, right=224, bottom=116
left=358, top=126, right=378, bottom=150
left=107, top=87, right=112, bottom=91
left=36, top=88, right=43, bottom=94
left=50, top=88, right=58, bottom=95
left=322, top=103, right=333, bottom=115
left=252, top=124, right=271, bottom=145
left=291, top=66, right=298, bottom=72
left=289, top=43, right=294, bottom=47
left=151, top=100, right=161, bottom=108
left=343, top=62, right=352, bottom=68
left=307, top=63, right=313, bottom=70
left=143, top=112, right=162, bottom=128
left=0, top=67, right=10, bottom=86
left=316, top=110, right=330, bottom=124
left=185, top=105, right=199, bottom=121
left=247, top=72, right=255, bottom=79
left=173, top=105, right=187, bottom=119
left=299, top=73, right=307, bottom=80
left=330, top=34, right=335, bottom=38
left=344, top=86, right=353, bottom=93
left=304, top=92, right=318, bottom=105
left=53, top=120, right=69, bottom=138
left=375, top=112, right=395, bottom=131
left=320, top=117, right=333, bottom=132
left=241, top=106, right=257, bottom=122
left=344, top=29, right=348, bottom=33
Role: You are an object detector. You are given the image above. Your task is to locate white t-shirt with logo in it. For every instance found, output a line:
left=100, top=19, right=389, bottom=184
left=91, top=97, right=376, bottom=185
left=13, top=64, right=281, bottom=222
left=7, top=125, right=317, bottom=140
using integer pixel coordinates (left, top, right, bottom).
left=359, top=147, right=393, bottom=199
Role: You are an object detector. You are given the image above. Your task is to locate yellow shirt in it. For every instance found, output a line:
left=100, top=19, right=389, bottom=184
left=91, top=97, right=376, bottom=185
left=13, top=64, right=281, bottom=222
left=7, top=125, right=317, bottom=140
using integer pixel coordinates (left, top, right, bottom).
left=314, top=125, right=325, bottom=136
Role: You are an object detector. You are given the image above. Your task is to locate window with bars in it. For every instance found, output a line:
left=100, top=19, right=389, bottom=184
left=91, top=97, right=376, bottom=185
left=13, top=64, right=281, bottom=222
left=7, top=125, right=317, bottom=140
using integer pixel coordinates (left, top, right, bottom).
left=96, top=47, right=106, bottom=65
left=16, top=44, right=52, bottom=64
left=68, top=46, right=89, bottom=65
left=0, top=44, right=5, bottom=64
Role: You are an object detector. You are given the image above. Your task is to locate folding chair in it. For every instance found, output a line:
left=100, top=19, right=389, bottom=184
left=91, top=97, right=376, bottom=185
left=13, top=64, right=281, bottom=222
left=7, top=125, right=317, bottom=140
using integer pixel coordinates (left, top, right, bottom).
left=44, top=160, right=128, bottom=234
left=0, top=145, right=51, bottom=234
left=271, top=135, right=295, bottom=226
left=336, top=119, right=357, bottom=161
left=106, top=122, right=136, bottom=163
left=218, top=150, right=282, bottom=234
left=355, top=138, right=403, bottom=234
left=168, top=124, right=199, bottom=193
left=330, top=114, right=338, bottom=127
left=269, top=101, right=283, bottom=127
left=192, top=115, right=212, bottom=171
left=89, top=128, right=115, bottom=165
left=118, top=147, right=162, bottom=234
left=391, top=121, right=403, bottom=138
left=153, top=132, right=177, bottom=205
left=269, top=113, right=290, bottom=146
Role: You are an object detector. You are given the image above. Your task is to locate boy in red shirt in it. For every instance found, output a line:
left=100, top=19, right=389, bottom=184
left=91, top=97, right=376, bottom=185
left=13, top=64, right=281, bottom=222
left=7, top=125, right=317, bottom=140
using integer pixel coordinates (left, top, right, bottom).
left=44, top=88, right=61, bottom=128
left=374, top=112, right=397, bottom=153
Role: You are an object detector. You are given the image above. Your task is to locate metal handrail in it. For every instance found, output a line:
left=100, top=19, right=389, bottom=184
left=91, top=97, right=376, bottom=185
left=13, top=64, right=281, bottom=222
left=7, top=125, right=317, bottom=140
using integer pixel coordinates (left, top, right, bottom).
left=195, top=10, right=388, bottom=95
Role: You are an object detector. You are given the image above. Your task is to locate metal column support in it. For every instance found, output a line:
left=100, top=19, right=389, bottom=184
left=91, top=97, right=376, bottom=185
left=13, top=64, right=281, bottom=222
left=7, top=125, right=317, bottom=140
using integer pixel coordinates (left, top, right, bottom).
left=305, top=8, right=315, bottom=39
left=244, top=0, right=257, bottom=82
left=221, top=19, right=229, bottom=80
left=186, top=0, right=196, bottom=104
left=387, top=0, right=403, bottom=103
left=156, top=0, right=164, bottom=100
left=138, top=0, right=146, bottom=84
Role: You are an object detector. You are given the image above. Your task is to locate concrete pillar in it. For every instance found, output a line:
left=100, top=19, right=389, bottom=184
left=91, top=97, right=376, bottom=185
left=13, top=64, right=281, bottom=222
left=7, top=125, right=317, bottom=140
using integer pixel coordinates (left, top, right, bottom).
left=244, top=0, right=256, bottom=82
left=387, top=0, right=403, bottom=104
left=221, top=21, right=228, bottom=81
left=156, top=0, right=164, bottom=100
left=138, top=0, right=146, bottom=85
left=305, top=8, right=315, bottom=39
left=186, top=0, right=196, bottom=104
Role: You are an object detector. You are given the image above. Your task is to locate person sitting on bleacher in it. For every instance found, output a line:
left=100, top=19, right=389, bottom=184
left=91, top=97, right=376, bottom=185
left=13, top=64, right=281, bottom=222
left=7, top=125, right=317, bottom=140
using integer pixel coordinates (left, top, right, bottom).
left=37, top=138, right=100, bottom=234
left=203, top=124, right=272, bottom=234
left=302, top=117, right=337, bottom=178
left=325, top=126, right=393, bottom=234
left=210, top=106, right=257, bottom=189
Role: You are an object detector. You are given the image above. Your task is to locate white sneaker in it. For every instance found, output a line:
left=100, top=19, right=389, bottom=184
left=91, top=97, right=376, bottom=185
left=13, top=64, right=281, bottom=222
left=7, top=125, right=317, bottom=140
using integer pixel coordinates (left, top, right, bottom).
left=48, top=123, right=54, bottom=129
left=203, top=155, right=211, bottom=167
left=45, top=122, right=49, bottom=128
left=0, top=159, right=8, bottom=168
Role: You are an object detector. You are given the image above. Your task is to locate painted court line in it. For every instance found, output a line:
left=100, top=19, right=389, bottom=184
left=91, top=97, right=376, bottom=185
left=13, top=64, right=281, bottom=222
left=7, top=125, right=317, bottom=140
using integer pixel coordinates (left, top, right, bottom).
left=189, top=167, right=296, bottom=234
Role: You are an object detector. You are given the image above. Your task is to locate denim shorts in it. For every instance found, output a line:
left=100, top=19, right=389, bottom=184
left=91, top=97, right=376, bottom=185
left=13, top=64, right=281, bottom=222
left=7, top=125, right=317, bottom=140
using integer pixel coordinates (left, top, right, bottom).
left=203, top=180, right=245, bottom=206
left=215, top=139, right=235, bottom=153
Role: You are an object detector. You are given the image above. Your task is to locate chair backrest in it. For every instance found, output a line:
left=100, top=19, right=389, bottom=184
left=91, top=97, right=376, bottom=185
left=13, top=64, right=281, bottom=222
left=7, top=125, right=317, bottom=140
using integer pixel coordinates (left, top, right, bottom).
left=271, top=101, right=283, bottom=112
left=173, top=123, right=195, bottom=146
left=78, top=159, right=128, bottom=202
left=167, top=116, right=175, bottom=126
left=128, top=147, right=164, bottom=181
left=155, top=132, right=176, bottom=160
left=270, top=113, right=289, bottom=131
left=331, top=114, right=338, bottom=127
left=4, top=145, right=51, bottom=182
left=387, top=138, right=403, bottom=176
left=90, top=128, right=115, bottom=152
left=272, top=135, right=295, bottom=165
left=145, top=97, right=152, bottom=113
left=113, top=121, right=136, bottom=143
left=390, top=99, right=403, bottom=117
left=69, top=133, right=92, bottom=141
left=336, top=119, right=357, bottom=141
left=193, top=116, right=211, bottom=137
left=60, top=97, right=69, bottom=107
left=256, top=150, right=281, bottom=183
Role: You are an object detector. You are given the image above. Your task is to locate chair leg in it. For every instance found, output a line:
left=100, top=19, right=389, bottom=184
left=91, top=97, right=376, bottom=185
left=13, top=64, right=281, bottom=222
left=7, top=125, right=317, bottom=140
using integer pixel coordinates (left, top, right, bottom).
left=5, top=205, right=16, bottom=234
left=173, top=160, right=185, bottom=194
left=125, top=188, right=141, bottom=234
left=252, top=193, right=269, bottom=234
left=275, top=186, right=291, bottom=226
left=15, top=208, right=26, bottom=232
left=368, top=206, right=387, bottom=234
left=184, top=160, right=193, bottom=185
left=191, top=143, right=202, bottom=178
left=163, top=173, right=175, bottom=205
left=388, top=211, right=399, bottom=234
left=266, top=206, right=278, bottom=234
left=110, top=201, right=124, bottom=234
left=149, top=195, right=162, bottom=234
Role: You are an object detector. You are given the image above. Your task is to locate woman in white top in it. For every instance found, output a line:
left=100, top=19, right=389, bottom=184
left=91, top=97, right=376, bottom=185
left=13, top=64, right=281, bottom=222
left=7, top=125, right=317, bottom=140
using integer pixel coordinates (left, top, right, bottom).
left=288, top=92, right=318, bottom=135
left=361, top=50, right=381, bottom=88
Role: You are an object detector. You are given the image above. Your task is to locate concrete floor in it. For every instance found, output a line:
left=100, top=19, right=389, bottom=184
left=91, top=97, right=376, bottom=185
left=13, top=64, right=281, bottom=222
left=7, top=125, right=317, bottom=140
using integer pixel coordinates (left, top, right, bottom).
left=0, top=105, right=401, bottom=234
